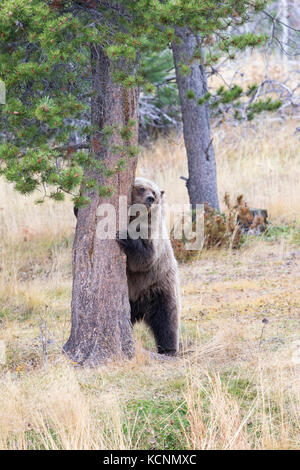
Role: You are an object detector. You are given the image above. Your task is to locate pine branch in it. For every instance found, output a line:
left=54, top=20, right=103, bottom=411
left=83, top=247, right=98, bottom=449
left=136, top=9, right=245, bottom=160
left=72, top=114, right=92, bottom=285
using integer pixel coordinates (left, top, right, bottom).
left=262, top=9, right=300, bottom=33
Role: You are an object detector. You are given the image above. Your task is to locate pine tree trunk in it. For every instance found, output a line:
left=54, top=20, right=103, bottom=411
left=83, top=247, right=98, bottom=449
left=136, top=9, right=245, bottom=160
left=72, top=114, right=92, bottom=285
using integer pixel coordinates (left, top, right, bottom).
left=172, top=29, right=219, bottom=211
left=63, top=45, right=139, bottom=366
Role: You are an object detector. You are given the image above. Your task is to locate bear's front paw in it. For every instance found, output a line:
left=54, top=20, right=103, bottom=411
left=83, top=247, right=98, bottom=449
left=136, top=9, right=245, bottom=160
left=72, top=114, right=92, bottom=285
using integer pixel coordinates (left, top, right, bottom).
left=116, top=231, right=129, bottom=251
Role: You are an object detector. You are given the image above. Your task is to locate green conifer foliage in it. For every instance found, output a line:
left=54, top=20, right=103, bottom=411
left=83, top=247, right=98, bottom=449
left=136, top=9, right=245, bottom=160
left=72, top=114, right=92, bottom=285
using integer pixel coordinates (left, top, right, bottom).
left=0, top=0, right=271, bottom=202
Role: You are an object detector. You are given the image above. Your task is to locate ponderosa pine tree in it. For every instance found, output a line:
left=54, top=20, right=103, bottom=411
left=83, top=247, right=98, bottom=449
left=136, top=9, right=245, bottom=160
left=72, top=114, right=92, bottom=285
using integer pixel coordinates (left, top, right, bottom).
left=0, top=0, right=269, bottom=365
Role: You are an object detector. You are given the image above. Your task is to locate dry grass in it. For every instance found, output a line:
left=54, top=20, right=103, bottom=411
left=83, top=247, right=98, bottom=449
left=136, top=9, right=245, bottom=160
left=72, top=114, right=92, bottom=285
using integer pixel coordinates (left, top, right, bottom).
left=184, top=362, right=300, bottom=450
left=208, top=50, right=299, bottom=91
left=0, top=53, right=300, bottom=450
left=0, top=361, right=132, bottom=450
left=0, top=180, right=74, bottom=243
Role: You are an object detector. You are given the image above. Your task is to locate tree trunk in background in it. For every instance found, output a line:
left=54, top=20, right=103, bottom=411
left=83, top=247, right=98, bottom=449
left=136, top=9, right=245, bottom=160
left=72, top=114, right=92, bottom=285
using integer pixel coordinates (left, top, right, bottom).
left=172, top=28, right=219, bottom=211
left=279, top=0, right=289, bottom=58
left=63, top=45, right=139, bottom=366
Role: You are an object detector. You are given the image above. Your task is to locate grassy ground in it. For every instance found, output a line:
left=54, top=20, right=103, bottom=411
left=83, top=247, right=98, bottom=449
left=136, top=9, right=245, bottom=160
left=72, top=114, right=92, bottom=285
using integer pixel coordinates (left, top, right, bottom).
left=0, top=231, right=299, bottom=449
left=0, top=112, right=300, bottom=448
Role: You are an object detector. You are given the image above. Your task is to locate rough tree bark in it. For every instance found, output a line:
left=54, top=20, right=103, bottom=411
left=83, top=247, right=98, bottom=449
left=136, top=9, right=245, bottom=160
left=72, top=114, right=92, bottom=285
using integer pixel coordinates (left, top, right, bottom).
left=172, top=28, right=219, bottom=211
left=63, top=45, right=139, bottom=366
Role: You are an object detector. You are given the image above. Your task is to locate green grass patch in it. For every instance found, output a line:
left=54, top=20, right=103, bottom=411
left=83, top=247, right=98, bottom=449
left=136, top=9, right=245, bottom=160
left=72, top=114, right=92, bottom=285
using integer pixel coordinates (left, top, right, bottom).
left=125, top=398, right=189, bottom=450
left=263, top=224, right=292, bottom=241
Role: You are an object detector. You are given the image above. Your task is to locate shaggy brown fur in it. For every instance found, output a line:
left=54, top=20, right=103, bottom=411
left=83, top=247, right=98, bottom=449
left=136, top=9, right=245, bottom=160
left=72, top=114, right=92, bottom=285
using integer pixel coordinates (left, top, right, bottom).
left=117, top=177, right=180, bottom=355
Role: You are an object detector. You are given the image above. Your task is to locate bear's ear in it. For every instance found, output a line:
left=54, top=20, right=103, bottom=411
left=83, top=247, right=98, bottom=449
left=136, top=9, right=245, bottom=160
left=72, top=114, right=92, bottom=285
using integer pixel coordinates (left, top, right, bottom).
left=160, top=190, right=165, bottom=198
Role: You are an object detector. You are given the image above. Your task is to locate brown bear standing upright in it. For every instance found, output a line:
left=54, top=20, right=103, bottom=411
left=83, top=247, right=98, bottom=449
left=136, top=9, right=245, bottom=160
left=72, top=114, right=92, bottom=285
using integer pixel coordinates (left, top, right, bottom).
left=117, top=177, right=180, bottom=356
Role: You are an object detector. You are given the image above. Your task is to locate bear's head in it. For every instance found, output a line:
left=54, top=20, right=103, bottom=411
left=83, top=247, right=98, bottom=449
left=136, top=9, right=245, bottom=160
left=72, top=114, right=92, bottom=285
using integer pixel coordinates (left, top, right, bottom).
left=132, top=177, right=164, bottom=210
left=128, top=178, right=166, bottom=239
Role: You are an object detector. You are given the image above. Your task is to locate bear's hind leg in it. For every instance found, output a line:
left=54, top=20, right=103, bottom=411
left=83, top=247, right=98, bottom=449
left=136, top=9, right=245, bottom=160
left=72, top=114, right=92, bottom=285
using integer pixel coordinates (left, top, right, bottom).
left=130, top=298, right=146, bottom=325
left=145, top=290, right=179, bottom=356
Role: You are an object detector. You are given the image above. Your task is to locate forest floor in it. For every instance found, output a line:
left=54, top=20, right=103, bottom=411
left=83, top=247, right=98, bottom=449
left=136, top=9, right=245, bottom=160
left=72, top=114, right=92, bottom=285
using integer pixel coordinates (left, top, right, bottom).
left=0, top=231, right=299, bottom=450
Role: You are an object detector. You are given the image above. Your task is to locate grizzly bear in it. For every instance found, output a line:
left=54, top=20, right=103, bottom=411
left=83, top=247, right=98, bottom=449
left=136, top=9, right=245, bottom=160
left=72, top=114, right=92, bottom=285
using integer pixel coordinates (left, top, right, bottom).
left=117, top=177, right=180, bottom=356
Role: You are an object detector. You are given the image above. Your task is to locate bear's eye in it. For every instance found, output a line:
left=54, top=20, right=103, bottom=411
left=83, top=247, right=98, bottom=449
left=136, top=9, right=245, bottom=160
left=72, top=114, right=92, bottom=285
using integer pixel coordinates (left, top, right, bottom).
left=139, top=187, right=145, bottom=193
